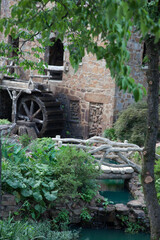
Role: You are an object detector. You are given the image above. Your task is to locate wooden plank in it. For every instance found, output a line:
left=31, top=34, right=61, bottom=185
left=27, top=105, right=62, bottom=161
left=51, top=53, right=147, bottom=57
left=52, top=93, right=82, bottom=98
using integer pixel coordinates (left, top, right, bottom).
left=44, top=65, right=64, bottom=71
left=0, top=79, right=32, bottom=92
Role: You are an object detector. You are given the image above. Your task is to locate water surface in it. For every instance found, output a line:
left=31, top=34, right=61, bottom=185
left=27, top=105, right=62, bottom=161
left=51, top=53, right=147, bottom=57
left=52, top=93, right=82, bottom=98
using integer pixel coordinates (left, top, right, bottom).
left=99, top=179, right=133, bottom=204
left=79, top=228, right=150, bottom=240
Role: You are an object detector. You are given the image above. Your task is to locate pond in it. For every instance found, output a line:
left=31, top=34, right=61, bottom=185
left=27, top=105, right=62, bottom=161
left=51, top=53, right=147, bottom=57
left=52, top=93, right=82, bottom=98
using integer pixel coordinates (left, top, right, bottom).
left=79, top=228, right=150, bottom=240
left=99, top=179, right=133, bottom=204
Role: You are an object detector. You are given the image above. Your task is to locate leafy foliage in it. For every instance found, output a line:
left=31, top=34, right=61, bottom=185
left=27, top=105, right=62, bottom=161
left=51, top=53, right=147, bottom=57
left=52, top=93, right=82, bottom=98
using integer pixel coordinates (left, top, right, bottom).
left=0, top=119, right=11, bottom=125
left=117, top=215, right=145, bottom=233
left=29, top=137, right=56, bottom=164
left=18, top=134, right=32, bottom=147
left=80, top=208, right=92, bottom=222
left=54, top=146, right=100, bottom=199
left=0, top=217, right=79, bottom=240
left=53, top=209, right=70, bottom=231
left=103, top=128, right=117, bottom=141
left=114, top=101, right=160, bottom=146
left=2, top=138, right=100, bottom=218
left=1, top=1, right=159, bottom=100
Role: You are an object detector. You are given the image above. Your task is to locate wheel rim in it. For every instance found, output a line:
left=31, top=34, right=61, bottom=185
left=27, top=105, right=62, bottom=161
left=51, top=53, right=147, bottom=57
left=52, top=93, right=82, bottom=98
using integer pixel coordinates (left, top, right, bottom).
left=18, top=96, right=45, bottom=135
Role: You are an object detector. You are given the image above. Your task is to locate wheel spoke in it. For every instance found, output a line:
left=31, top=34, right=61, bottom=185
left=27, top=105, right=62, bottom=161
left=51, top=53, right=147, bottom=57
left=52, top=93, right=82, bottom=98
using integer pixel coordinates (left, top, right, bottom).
left=30, top=101, right=34, bottom=115
left=18, top=114, right=29, bottom=121
left=22, top=102, right=30, bottom=118
left=32, top=108, right=41, bottom=118
left=33, top=118, right=43, bottom=124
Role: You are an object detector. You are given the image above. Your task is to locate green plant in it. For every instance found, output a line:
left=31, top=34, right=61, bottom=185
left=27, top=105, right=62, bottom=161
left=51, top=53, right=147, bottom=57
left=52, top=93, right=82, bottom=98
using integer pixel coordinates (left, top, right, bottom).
left=103, top=128, right=117, bottom=141
left=0, top=119, right=11, bottom=125
left=0, top=217, right=79, bottom=240
left=2, top=140, right=99, bottom=219
left=2, top=141, right=57, bottom=218
left=2, top=137, right=27, bottom=163
left=103, top=198, right=114, bottom=208
left=114, top=101, right=159, bottom=146
left=80, top=208, right=92, bottom=222
left=53, top=210, right=70, bottom=231
left=29, top=137, right=56, bottom=164
left=18, top=134, right=32, bottom=147
left=131, top=151, right=142, bottom=165
left=54, top=146, right=100, bottom=199
left=117, top=215, right=145, bottom=233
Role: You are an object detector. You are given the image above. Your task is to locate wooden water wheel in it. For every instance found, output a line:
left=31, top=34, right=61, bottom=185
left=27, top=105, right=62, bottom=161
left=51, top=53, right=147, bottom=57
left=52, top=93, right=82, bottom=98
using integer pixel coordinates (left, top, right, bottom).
left=17, top=93, right=64, bottom=137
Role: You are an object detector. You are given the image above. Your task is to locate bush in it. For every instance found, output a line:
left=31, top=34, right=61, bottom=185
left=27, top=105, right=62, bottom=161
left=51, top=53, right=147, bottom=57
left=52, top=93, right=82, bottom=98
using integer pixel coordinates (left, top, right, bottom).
left=54, top=146, right=100, bottom=201
left=29, top=137, right=56, bottom=164
left=103, top=128, right=117, bottom=141
left=18, top=134, right=32, bottom=147
left=0, top=218, right=79, bottom=240
left=114, top=101, right=154, bottom=146
left=0, top=119, right=11, bottom=125
left=2, top=138, right=100, bottom=218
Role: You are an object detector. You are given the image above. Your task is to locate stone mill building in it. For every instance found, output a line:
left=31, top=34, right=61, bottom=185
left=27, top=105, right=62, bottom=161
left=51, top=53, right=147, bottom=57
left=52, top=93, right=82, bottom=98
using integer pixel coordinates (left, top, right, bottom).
left=0, top=0, right=147, bottom=139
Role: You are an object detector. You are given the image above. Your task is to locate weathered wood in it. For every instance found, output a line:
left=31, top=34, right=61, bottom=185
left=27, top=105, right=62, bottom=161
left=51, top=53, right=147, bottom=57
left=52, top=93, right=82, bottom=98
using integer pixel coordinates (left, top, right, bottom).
left=44, top=65, right=64, bottom=71
left=53, top=135, right=142, bottom=176
left=117, top=152, right=141, bottom=173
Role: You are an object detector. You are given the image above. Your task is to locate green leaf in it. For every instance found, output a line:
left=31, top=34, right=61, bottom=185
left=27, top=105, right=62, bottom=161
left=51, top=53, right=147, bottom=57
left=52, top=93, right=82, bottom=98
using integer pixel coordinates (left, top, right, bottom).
left=21, top=189, right=33, bottom=197
left=34, top=204, right=46, bottom=214
left=44, top=191, right=57, bottom=201
left=6, top=179, right=19, bottom=189
left=133, top=88, right=140, bottom=102
left=33, top=191, right=43, bottom=201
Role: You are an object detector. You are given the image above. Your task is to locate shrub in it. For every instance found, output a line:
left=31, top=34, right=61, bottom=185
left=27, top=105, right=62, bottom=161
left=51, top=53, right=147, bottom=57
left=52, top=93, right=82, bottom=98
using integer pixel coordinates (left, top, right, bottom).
left=0, top=218, right=79, bottom=240
left=114, top=101, right=156, bottom=146
left=0, top=119, right=11, bottom=125
left=29, top=137, right=56, bottom=164
left=54, top=146, right=100, bottom=200
left=2, top=138, right=100, bottom=218
left=18, top=134, right=32, bottom=147
left=103, top=128, right=117, bottom=141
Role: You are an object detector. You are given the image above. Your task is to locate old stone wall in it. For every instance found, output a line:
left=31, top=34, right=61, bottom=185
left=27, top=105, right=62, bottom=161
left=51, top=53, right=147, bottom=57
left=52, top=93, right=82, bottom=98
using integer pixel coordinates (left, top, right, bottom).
left=0, top=1, right=147, bottom=138
left=114, top=31, right=147, bottom=120
left=0, top=194, right=18, bottom=218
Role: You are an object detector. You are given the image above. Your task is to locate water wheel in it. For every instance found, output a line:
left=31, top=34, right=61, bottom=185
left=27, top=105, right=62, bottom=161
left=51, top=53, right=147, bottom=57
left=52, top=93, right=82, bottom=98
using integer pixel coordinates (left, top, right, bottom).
left=17, top=93, right=64, bottom=137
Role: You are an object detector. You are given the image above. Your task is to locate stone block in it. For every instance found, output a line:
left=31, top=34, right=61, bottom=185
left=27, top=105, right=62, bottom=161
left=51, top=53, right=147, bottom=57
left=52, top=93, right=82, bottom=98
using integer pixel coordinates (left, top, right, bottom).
left=132, top=209, right=146, bottom=219
left=2, top=200, right=16, bottom=206
left=2, top=194, right=15, bottom=201
left=127, top=200, right=143, bottom=209
left=115, top=204, right=129, bottom=215
left=84, top=93, right=111, bottom=104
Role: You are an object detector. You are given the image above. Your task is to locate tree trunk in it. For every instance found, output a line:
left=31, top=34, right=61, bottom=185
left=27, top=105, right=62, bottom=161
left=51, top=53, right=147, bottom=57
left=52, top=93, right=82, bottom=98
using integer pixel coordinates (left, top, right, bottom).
left=141, top=37, right=160, bottom=240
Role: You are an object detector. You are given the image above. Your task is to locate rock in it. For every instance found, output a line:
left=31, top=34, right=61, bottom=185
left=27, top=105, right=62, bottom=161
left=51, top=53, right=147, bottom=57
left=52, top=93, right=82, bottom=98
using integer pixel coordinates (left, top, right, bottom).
left=106, top=205, right=116, bottom=213
left=132, top=209, right=146, bottom=219
left=72, top=208, right=82, bottom=216
left=127, top=200, right=142, bottom=209
left=115, top=204, right=129, bottom=214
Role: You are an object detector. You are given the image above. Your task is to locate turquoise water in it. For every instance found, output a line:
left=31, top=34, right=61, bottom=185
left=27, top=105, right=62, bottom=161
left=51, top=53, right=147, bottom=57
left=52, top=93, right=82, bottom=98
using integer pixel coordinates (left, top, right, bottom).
left=79, top=228, right=150, bottom=240
left=99, top=179, right=133, bottom=204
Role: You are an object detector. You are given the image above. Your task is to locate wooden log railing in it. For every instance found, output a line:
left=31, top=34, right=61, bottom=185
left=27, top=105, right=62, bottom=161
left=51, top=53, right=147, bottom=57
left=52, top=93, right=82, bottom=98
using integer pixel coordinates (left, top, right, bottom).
left=52, top=136, right=144, bottom=173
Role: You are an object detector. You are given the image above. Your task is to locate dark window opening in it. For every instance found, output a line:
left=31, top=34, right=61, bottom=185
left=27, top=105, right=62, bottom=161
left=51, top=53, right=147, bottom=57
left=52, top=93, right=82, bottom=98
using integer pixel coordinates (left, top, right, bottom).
left=48, top=38, right=64, bottom=80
